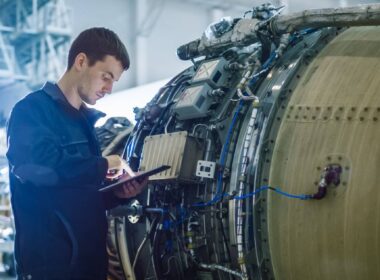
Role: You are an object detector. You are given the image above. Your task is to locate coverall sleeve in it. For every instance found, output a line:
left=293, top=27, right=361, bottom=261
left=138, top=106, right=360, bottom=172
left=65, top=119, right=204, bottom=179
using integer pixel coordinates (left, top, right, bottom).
left=6, top=100, right=108, bottom=188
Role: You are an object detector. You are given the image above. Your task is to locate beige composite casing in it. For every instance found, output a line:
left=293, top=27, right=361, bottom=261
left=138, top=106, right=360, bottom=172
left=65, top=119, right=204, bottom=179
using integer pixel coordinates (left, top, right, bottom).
left=268, top=26, right=380, bottom=279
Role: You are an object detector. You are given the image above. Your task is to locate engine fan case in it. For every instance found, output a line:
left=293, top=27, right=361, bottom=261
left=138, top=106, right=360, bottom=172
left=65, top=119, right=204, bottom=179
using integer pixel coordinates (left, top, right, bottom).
left=268, top=26, right=380, bottom=279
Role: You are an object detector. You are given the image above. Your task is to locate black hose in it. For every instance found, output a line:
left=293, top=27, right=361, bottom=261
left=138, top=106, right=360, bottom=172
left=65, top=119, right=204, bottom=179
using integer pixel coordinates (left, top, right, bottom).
left=152, top=217, right=165, bottom=279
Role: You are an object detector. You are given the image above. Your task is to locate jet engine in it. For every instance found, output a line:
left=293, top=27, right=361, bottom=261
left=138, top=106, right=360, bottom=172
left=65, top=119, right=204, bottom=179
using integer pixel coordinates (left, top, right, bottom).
left=106, top=3, right=380, bottom=280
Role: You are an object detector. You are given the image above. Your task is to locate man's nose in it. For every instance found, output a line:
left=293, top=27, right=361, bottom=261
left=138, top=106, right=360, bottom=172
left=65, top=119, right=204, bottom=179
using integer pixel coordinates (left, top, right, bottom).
left=102, top=83, right=113, bottom=94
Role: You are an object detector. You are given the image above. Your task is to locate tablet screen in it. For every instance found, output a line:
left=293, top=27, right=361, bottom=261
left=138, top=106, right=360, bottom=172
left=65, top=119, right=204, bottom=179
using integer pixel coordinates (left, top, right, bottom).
left=98, top=165, right=171, bottom=192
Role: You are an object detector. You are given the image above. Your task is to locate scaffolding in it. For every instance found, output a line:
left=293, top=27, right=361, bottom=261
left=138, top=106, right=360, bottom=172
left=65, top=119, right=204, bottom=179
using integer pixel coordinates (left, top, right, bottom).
left=0, top=0, right=71, bottom=89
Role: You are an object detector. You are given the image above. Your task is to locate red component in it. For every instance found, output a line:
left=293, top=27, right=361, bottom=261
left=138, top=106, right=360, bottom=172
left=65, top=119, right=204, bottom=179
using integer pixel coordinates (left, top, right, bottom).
left=312, top=164, right=342, bottom=200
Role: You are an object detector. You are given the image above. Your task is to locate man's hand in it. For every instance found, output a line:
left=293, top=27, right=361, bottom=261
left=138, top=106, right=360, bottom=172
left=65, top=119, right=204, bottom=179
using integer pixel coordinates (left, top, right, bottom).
left=114, top=173, right=149, bottom=198
left=105, top=155, right=129, bottom=180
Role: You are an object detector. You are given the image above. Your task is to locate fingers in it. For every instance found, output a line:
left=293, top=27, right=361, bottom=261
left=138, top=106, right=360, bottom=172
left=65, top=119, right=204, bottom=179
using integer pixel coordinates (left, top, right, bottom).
left=105, top=155, right=123, bottom=170
left=124, top=181, right=139, bottom=196
left=106, top=168, right=124, bottom=180
left=105, top=155, right=135, bottom=181
left=137, top=176, right=149, bottom=185
left=123, top=163, right=136, bottom=177
left=115, top=184, right=136, bottom=198
left=114, top=179, right=148, bottom=199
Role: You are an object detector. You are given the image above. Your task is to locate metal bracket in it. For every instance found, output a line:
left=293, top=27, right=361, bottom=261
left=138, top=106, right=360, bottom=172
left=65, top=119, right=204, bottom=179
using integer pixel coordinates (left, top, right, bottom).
left=196, top=160, right=216, bottom=178
left=127, top=200, right=142, bottom=224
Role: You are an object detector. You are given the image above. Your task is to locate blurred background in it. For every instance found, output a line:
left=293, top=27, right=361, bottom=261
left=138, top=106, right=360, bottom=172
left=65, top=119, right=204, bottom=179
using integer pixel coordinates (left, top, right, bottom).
left=1, top=0, right=379, bottom=122
left=0, top=0, right=378, bottom=278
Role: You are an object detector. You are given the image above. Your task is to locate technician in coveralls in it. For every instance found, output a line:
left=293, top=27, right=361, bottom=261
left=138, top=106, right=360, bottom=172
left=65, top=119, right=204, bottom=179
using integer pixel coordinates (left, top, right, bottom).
left=6, top=27, right=147, bottom=279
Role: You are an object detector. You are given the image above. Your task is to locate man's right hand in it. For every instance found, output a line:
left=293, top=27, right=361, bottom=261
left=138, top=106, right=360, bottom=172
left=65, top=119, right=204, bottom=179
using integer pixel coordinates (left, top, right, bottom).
left=105, top=155, right=126, bottom=180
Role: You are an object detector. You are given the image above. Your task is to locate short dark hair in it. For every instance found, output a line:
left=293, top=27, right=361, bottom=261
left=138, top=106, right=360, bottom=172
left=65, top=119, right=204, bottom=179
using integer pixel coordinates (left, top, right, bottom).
left=67, top=27, right=130, bottom=70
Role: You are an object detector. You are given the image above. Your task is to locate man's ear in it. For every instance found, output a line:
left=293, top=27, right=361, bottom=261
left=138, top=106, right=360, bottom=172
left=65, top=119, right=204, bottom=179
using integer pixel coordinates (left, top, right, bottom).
left=73, top=52, right=87, bottom=71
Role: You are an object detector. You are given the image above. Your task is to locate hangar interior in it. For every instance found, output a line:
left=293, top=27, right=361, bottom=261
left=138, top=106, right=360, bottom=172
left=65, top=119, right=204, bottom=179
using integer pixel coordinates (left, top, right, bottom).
left=1, top=0, right=380, bottom=279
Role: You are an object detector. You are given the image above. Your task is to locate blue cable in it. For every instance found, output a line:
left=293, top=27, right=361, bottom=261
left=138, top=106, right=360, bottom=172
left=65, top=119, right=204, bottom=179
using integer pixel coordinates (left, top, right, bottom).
left=300, top=28, right=318, bottom=36
left=262, top=51, right=277, bottom=69
left=289, top=28, right=318, bottom=46
left=192, top=101, right=244, bottom=207
left=271, top=187, right=311, bottom=200
left=192, top=185, right=312, bottom=207
left=250, top=28, right=318, bottom=85
left=248, top=51, right=277, bottom=87
left=233, top=185, right=312, bottom=200
left=193, top=51, right=279, bottom=208
left=171, top=187, right=312, bottom=229
left=183, top=186, right=312, bottom=227
left=234, top=186, right=270, bottom=199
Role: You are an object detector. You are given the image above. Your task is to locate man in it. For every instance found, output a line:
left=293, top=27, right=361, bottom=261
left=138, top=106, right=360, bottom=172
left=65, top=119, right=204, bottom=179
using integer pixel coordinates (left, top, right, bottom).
left=6, top=28, right=147, bottom=279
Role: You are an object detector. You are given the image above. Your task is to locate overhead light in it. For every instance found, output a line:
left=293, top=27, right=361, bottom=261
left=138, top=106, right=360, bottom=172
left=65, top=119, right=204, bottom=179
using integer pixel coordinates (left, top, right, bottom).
left=0, top=167, right=8, bottom=175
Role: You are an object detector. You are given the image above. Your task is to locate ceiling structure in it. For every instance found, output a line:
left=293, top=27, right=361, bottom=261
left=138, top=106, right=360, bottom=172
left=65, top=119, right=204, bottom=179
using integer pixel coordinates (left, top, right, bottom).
left=0, top=0, right=71, bottom=90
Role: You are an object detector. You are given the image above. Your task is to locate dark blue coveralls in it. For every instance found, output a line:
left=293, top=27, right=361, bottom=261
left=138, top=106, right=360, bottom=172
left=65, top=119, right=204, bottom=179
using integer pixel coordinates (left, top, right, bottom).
left=6, top=82, right=121, bottom=280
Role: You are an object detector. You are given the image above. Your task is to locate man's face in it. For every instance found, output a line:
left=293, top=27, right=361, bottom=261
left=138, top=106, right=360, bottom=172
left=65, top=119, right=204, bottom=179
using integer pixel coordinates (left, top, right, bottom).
left=78, top=54, right=124, bottom=105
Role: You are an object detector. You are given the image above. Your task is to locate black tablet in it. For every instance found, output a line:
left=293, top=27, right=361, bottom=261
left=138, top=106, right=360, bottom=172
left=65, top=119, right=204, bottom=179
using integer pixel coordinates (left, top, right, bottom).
left=98, top=165, right=171, bottom=192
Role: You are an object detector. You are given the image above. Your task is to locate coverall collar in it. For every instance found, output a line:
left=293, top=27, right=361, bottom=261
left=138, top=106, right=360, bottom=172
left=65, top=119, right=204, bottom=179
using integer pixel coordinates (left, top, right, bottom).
left=41, top=81, right=106, bottom=126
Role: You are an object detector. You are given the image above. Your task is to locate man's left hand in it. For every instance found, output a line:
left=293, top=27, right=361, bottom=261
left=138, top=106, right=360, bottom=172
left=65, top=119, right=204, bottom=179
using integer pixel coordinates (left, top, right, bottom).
left=113, top=173, right=149, bottom=198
